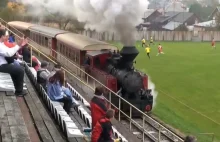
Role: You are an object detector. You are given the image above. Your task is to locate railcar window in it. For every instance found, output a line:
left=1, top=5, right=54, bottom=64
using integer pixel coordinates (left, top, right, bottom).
left=45, top=37, right=48, bottom=47
left=74, top=52, right=76, bottom=62
left=39, top=36, right=41, bottom=45
left=32, top=33, right=34, bottom=41
left=65, top=46, right=67, bottom=56
left=42, top=36, right=44, bottom=46
left=40, top=36, right=43, bottom=46
left=57, top=43, right=60, bottom=52
left=62, top=45, right=65, bottom=55
left=68, top=48, right=71, bottom=58
left=61, top=44, right=63, bottom=54
left=60, top=44, right=63, bottom=54
left=76, top=52, right=79, bottom=63
left=36, top=34, right=38, bottom=43
left=67, top=47, right=70, bottom=57
left=41, top=36, right=43, bottom=46
left=34, top=33, right=36, bottom=42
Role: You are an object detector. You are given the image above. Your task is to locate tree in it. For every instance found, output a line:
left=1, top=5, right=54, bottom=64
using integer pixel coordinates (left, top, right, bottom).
left=0, top=7, right=22, bottom=22
left=0, top=0, right=7, bottom=8
left=215, top=12, right=220, bottom=30
left=189, top=2, right=215, bottom=21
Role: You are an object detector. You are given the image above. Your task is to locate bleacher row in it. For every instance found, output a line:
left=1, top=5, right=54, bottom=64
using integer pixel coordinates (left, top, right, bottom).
left=24, top=62, right=128, bottom=142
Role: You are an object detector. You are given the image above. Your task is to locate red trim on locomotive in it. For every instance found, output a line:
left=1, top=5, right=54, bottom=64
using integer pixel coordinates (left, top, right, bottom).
left=86, top=51, right=118, bottom=93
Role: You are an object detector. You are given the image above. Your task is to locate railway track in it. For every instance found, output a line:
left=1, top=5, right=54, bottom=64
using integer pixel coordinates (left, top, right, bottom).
left=131, top=117, right=183, bottom=142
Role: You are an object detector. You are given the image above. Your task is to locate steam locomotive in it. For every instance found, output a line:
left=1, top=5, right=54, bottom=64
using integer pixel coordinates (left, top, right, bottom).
left=7, top=21, right=153, bottom=117
left=105, top=46, right=153, bottom=117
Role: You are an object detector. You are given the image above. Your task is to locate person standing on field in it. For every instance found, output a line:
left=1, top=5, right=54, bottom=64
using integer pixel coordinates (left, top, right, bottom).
left=141, top=38, right=146, bottom=47
left=145, top=45, right=151, bottom=59
left=156, top=44, right=164, bottom=56
left=150, top=36, right=154, bottom=46
left=212, top=38, right=216, bottom=49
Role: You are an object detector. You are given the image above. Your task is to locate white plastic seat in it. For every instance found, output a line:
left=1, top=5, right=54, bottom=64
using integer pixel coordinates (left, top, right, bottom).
left=0, top=73, right=15, bottom=92
left=29, top=67, right=37, bottom=79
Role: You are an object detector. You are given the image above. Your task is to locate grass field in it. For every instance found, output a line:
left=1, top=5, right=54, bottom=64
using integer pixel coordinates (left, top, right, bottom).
left=109, top=41, right=220, bottom=142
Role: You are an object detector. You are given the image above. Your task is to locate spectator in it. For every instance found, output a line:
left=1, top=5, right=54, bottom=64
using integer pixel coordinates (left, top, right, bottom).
left=91, top=86, right=108, bottom=129
left=32, top=56, right=40, bottom=71
left=47, top=63, right=62, bottom=80
left=0, top=29, right=27, bottom=96
left=3, top=31, right=21, bottom=66
left=37, top=61, right=50, bottom=89
left=47, top=70, right=72, bottom=114
left=21, top=43, right=31, bottom=63
left=62, top=80, right=80, bottom=107
left=184, top=135, right=197, bottom=142
left=91, top=109, right=115, bottom=142
left=21, top=43, right=38, bottom=68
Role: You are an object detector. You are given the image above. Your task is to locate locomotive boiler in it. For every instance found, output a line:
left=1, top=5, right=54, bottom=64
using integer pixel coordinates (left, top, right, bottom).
left=106, top=46, right=153, bottom=117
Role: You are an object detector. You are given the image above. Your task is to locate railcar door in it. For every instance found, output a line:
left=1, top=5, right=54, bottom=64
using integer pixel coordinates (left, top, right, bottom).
left=48, top=38, right=52, bottom=56
left=51, top=38, right=57, bottom=58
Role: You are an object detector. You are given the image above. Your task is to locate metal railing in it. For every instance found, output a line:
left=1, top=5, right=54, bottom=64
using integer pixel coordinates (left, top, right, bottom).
left=1, top=18, right=186, bottom=142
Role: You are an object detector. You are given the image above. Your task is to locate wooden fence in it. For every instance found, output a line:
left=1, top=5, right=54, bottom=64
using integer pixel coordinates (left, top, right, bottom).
left=79, top=31, right=220, bottom=42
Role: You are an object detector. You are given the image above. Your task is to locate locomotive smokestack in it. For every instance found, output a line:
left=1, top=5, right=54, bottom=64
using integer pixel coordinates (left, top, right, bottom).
left=120, top=46, right=139, bottom=63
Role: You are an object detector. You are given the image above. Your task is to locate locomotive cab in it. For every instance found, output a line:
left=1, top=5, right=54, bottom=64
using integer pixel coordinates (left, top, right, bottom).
left=84, top=50, right=118, bottom=93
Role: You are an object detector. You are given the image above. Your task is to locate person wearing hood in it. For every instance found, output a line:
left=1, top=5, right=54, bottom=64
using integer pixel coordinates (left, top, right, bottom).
left=37, top=61, right=50, bottom=90
left=90, top=86, right=108, bottom=129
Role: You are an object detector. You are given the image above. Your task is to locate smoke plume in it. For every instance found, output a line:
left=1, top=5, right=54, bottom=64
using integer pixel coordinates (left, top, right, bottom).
left=16, top=0, right=148, bottom=45
left=140, top=69, right=158, bottom=108
left=148, top=78, right=158, bottom=108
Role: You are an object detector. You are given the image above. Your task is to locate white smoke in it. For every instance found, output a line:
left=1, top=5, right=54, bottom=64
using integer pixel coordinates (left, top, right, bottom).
left=148, top=77, right=158, bottom=108
left=16, top=0, right=149, bottom=45
left=140, top=69, right=158, bottom=108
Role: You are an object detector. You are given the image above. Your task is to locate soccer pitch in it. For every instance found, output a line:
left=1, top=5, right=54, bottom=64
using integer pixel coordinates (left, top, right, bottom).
left=109, top=41, right=220, bottom=142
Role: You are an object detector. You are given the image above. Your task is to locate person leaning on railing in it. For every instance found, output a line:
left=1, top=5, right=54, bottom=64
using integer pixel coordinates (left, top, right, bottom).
left=92, top=109, right=122, bottom=142
left=91, top=86, right=108, bottom=129
left=0, top=29, right=27, bottom=96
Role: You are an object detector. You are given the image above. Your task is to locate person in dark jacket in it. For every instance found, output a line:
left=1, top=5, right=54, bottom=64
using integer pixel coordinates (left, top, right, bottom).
left=91, top=86, right=108, bottom=129
left=21, top=44, right=38, bottom=68
left=37, top=61, right=50, bottom=90
left=91, top=109, right=115, bottom=142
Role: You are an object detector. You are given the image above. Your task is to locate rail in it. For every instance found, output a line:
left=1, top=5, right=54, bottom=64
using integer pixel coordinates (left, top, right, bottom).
left=1, top=19, right=213, bottom=141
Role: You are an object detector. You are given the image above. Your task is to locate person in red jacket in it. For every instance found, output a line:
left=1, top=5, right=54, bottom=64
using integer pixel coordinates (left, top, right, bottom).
left=31, top=56, right=40, bottom=71
left=91, top=86, right=107, bottom=129
left=91, top=109, right=115, bottom=142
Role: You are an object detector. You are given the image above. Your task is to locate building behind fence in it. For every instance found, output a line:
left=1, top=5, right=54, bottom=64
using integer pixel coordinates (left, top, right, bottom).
left=79, top=30, right=220, bottom=42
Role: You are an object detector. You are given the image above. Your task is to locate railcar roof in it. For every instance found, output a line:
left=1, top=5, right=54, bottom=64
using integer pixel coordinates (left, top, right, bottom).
left=29, top=25, right=69, bottom=37
left=56, top=33, right=118, bottom=51
left=8, top=21, right=35, bottom=30
left=86, top=50, right=111, bottom=57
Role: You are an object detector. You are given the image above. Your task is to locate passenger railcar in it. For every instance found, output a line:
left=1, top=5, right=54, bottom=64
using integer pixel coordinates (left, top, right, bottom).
left=7, top=21, right=153, bottom=117
left=8, top=21, right=34, bottom=37
left=29, top=25, right=69, bottom=58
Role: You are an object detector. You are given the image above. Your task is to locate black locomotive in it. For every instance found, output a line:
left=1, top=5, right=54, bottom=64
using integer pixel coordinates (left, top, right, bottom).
left=106, top=46, right=153, bottom=118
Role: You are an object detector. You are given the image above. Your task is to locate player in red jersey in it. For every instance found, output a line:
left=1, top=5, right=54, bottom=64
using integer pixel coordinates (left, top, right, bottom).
left=156, top=44, right=164, bottom=56
left=212, top=38, right=216, bottom=49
